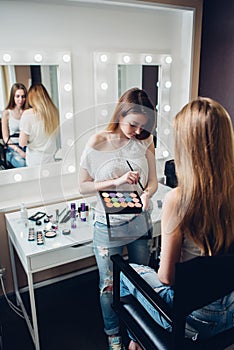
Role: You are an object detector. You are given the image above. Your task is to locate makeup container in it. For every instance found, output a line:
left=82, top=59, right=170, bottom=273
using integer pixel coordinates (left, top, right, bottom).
left=20, top=202, right=28, bottom=227
left=70, top=203, right=77, bottom=228
left=80, top=203, right=86, bottom=222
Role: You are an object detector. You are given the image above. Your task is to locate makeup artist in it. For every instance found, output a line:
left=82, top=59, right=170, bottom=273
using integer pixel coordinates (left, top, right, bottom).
left=78, top=87, right=158, bottom=350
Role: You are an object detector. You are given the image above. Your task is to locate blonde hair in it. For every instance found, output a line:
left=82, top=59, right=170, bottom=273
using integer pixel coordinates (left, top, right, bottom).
left=174, top=97, right=234, bottom=255
left=27, top=83, right=59, bottom=135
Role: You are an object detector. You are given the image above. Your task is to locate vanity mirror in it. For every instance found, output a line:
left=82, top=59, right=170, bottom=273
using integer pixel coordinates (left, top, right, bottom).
left=94, top=52, right=172, bottom=160
left=0, top=50, right=75, bottom=184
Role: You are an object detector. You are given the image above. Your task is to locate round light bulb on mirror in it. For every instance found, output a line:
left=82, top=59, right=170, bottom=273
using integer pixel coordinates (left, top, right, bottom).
left=63, top=54, right=71, bottom=63
left=162, top=150, right=169, bottom=158
left=42, top=169, right=50, bottom=177
left=123, top=55, right=130, bottom=64
left=145, top=55, right=153, bottom=63
left=163, top=104, right=171, bottom=112
left=100, top=54, right=108, bottom=63
left=64, top=83, right=72, bottom=92
left=164, top=81, right=172, bottom=88
left=101, top=108, right=108, bottom=117
left=3, top=53, right=11, bottom=62
left=14, top=173, right=22, bottom=182
left=65, top=112, right=73, bottom=119
left=34, top=54, right=43, bottom=63
left=164, top=128, right=170, bottom=135
left=165, top=56, right=173, bottom=64
left=100, top=82, right=108, bottom=91
left=68, top=165, right=76, bottom=173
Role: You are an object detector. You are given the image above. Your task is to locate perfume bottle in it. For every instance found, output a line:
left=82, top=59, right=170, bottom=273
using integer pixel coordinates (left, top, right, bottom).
left=70, top=203, right=77, bottom=228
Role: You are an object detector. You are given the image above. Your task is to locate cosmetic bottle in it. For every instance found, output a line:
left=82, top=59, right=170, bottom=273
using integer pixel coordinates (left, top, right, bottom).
left=80, top=203, right=86, bottom=222
left=20, top=202, right=28, bottom=227
left=70, top=203, right=77, bottom=229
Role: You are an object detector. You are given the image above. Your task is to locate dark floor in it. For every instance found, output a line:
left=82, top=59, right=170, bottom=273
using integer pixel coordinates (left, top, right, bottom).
left=0, top=270, right=117, bottom=350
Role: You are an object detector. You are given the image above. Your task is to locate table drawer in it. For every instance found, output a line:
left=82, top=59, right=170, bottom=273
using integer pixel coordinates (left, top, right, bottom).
left=29, top=241, right=94, bottom=271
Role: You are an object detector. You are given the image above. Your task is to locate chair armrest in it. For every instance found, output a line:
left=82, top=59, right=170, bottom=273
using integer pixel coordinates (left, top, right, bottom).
left=111, top=254, right=173, bottom=325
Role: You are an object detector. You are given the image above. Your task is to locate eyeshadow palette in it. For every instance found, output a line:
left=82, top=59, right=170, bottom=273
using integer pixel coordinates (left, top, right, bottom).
left=99, top=191, right=143, bottom=214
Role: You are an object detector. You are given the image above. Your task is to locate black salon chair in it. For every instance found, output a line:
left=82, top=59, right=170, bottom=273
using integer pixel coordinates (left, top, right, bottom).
left=0, top=121, right=19, bottom=169
left=111, top=254, right=234, bottom=350
left=164, top=159, right=177, bottom=188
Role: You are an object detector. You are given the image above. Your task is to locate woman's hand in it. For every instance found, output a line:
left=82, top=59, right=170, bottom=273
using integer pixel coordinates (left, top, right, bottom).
left=140, top=191, right=150, bottom=210
left=114, top=171, right=139, bottom=187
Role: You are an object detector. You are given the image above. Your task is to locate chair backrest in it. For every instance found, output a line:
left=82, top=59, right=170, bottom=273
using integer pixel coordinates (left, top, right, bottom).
left=111, top=254, right=234, bottom=350
left=174, top=255, right=234, bottom=316
left=171, top=255, right=234, bottom=348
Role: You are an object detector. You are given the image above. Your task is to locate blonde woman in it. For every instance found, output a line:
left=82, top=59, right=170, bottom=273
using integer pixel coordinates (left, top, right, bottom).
left=1, top=83, right=28, bottom=168
left=120, top=97, right=234, bottom=350
left=19, top=83, right=59, bottom=167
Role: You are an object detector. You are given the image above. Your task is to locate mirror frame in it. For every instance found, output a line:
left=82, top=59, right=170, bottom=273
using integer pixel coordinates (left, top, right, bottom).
left=93, top=51, right=172, bottom=159
left=0, top=50, right=75, bottom=184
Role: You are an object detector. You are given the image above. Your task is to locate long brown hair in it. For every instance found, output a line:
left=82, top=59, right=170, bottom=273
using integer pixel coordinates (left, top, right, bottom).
left=6, top=83, right=28, bottom=110
left=27, top=83, right=59, bottom=135
left=106, top=87, right=156, bottom=140
left=174, top=97, right=234, bottom=255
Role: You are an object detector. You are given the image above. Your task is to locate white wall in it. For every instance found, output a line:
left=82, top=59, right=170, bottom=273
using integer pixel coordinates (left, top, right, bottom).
left=0, top=0, right=193, bottom=210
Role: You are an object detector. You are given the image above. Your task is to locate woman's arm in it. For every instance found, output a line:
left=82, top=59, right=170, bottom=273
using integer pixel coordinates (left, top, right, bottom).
left=79, top=167, right=141, bottom=196
left=140, top=138, right=158, bottom=209
left=2, top=111, right=25, bottom=158
left=157, top=188, right=182, bottom=286
left=78, top=133, right=142, bottom=196
left=19, top=130, right=28, bottom=148
left=2, top=110, right=11, bottom=144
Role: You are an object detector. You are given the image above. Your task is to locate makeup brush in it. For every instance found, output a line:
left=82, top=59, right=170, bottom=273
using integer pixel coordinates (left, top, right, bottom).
left=126, top=160, right=145, bottom=191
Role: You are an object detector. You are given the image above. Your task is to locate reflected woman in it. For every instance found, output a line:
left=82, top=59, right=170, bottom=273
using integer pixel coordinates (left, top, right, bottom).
left=19, top=83, right=59, bottom=167
left=1, top=83, right=27, bottom=168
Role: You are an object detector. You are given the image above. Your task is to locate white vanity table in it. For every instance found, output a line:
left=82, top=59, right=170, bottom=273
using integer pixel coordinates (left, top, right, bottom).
left=5, top=183, right=171, bottom=350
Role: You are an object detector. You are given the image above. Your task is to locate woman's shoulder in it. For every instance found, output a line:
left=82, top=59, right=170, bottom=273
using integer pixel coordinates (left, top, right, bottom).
left=2, top=109, right=10, bottom=120
left=87, top=130, right=109, bottom=149
left=163, top=187, right=180, bottom=211
left=21, top=108, right=36, bottom=121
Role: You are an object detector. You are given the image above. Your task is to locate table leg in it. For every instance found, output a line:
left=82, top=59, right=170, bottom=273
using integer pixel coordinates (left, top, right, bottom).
left=27, top=272, right=40, bottom=350
left=8, top=237, right=40, bottom=349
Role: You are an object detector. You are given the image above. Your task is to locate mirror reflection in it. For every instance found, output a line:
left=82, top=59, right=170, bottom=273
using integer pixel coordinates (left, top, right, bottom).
left=94, top=52, right=172, bottom=161
left=0, top=50, right=75, bottom=184
left=118, top=64, right=159, bottom=146
left=0, top=65, right=61, bottom=170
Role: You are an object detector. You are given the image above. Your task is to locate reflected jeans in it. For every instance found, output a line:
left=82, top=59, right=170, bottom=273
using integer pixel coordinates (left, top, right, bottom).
left=120, top=264, right=234, bottom=340
left=93, top=213, right=152, bottom=336
left=6, top=147, right=26, bottom=168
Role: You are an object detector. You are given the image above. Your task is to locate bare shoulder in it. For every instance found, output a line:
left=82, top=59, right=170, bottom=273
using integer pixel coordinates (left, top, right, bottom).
left=2, top=109, right=10, bottom=120
left=164, top=187, right=180, bottom=207
left=87, top=130, right=109, bottom=150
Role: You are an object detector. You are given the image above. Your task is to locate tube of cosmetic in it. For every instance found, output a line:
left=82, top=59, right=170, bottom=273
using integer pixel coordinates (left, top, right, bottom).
left=70, top=203, right=77, bottom=228
left=80, top=203, right=86, bottom=222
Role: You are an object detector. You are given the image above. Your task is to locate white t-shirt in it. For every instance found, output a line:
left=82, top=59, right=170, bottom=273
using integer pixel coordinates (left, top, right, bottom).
left=80, top=136, right=153, bottom=225
left=8, top=109, right=20, bottom=143
left=20, top=109, right=58, bottom=167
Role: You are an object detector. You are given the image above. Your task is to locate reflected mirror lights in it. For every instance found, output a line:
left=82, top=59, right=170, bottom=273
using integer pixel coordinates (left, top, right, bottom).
left=0, top=50, right=75, bottom=184
left=94, top=51, right=172, bottom=160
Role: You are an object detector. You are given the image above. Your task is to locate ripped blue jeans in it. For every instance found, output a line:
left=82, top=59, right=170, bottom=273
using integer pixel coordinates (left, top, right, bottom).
left=120, top=264, right=234, bottom=340
left=93, top=214, right=152, bottom=336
